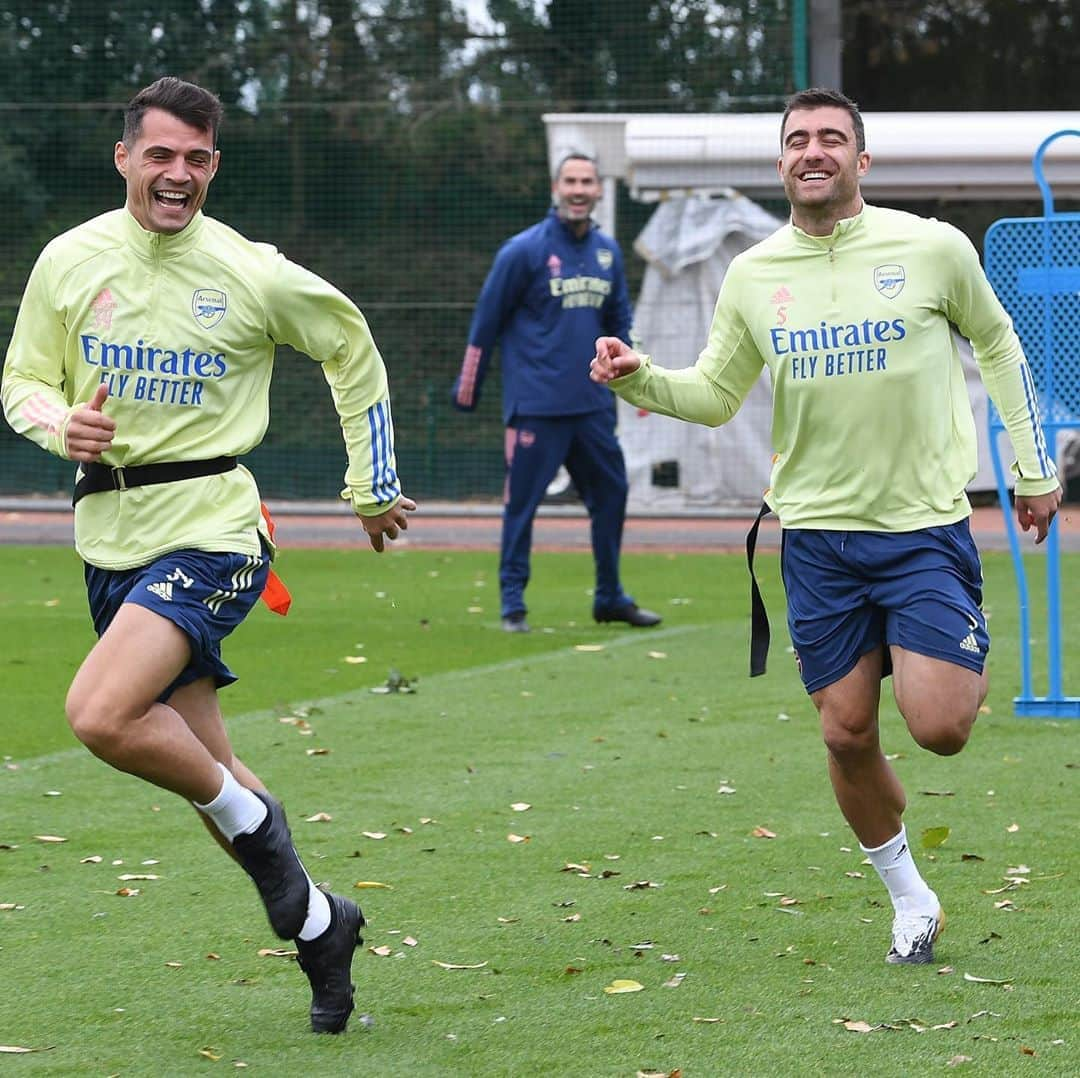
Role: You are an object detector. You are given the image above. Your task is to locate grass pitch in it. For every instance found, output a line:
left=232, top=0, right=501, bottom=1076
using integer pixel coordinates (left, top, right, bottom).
left=0, top=546, right=1077, bottom=1076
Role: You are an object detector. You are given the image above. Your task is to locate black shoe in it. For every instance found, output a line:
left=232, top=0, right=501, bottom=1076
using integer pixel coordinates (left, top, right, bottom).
left=296, top=893, right=365, bottom=1034
left=501, top=611, right=530, bottom=633
left=231, top=791, right=311, bottom=940
left=594, top=602, right=662, bottom=628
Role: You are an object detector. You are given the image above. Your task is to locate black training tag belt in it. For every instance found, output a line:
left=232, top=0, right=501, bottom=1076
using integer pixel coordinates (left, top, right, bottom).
left=746, top=501, right=772, bottom=678
left=72, top=456, right=237, bottom=507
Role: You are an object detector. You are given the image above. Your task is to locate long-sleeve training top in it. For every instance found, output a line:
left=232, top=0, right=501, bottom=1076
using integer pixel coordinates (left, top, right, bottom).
left=3, top=208, right=401, bottom=568
left=608, top=204, right=1058, bottom=531
left=453, top=209, right=633, bottom=423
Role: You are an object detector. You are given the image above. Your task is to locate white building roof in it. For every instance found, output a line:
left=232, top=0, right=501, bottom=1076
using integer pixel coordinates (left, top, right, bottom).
left=544, top=112, right=1080, bottom=206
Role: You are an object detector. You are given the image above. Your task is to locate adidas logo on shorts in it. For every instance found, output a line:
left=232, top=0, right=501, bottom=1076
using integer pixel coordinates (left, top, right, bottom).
left=146, top=581, right=173, bottom=602
left=959, top=632, right=980, bottom=654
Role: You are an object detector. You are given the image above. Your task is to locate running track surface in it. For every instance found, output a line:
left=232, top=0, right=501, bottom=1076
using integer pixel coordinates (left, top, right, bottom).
left=0, top=502, right=1076, bottom=553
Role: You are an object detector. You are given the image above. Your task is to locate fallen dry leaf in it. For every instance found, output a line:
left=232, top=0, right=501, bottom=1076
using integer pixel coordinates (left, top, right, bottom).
left=343, top=655, right=367, bottom=664
left=751, top=826, right=777, bottom=839
left=80, top=855, right=103, bottom=864
left=0, top=1046, right=54, bottom=1054
left=1006, top=823, right=1019, bottom=833
left=562, top=913, right=582, bottom=923
left=432, top=960, right=488, bottom=970
left=403, top=936, right=418, bottom=947
left=507, top=834, right=530, bottom=844
left=574, top=644, right=606, bottom=652
left=842, top=1020, right=876, bottom=1033
left=305, top=812, right=333, bottom=823
left=165, top=961, right=183, bottom=969
left=921, top=826, right=950, bottom=849
left=510, top=802, right=531, bottom=812
left=717, top=784, right=736, bottom=795
left=963, top=972, right=1013, bottom=985
left=603, top=979, right=644, bottom=994
left=33, top=835, right=66, bottom=844
left=257, top=948, right=297, bottom=958
left=117, top=873, right=160, bottom=881
left=354, top=881, right=393, bottom=890
left=198, top=1049, right=222, bottom=1061
left=361, top=831, right=387, bottom=840
left=115, top=887, right=139, bottom=897
left=692, top=1017, right=723, bottom=1024
left=0, top=903, right=25, bottom=911
left=306, top=748, right=330, bottom=756
left=369, top=945, right=393, bottom=957
left=623, top=880, right=659, bottom=891
left=946, top=1056, right=973, bottom=1067
left=647, top=651, right=667, bottom=659
left=662, top=972, right=686, bottom=988
left=497, top=917, right=519, bottom=924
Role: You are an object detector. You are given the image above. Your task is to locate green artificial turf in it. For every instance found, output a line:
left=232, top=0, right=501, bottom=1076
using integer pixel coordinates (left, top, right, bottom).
left=0, top=546, right=1077, bottom=1076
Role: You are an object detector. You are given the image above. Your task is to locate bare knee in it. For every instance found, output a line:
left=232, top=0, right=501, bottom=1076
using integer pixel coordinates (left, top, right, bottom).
left=909, top=711, right=976, bottom=756
left=819, top=698, right=880, bottom=759
left=65, top=687, right=131, bottom=758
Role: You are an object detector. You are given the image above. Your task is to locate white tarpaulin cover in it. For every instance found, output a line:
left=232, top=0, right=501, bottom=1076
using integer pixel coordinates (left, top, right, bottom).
left=621, top=195, right=999, bottom=509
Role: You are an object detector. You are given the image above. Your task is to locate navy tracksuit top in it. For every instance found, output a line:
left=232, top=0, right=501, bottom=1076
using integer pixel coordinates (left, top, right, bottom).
left=453, top=209, right=634, bottom=424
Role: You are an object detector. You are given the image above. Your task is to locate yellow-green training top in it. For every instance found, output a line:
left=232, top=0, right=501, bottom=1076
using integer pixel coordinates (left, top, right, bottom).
left=2, top=208, right=400, bottom=568
left=610, top=204, right=1058, bottom=531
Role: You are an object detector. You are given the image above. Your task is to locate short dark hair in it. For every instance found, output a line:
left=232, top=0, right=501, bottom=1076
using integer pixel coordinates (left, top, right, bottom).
left=781, top=88, right=864, bottom=152
left=123, top=77, right=223, bottom=147
left=553, top=152, right=599, bottom=181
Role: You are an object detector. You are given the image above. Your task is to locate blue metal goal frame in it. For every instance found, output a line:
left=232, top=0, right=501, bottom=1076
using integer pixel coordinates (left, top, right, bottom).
left=984, top=129, right=1080, bottom=718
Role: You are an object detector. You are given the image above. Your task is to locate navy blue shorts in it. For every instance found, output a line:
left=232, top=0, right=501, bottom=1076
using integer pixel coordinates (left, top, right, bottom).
left=780, top=521, right=990, bottom=694
left=84, top=547, right=270, bottom=699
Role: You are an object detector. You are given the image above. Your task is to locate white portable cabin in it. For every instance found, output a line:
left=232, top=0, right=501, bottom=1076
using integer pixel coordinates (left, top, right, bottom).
left=542, top=112, right=1080, bottom=507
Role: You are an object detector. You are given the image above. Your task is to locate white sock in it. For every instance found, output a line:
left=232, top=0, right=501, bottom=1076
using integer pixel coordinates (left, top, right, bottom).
left=861, top=826, right=937, bottom=914
left=297, top=882, right=332, bottom=941
left=195, top=764, right=332, bottom=941
left=193, top=763, right=268, bottom=841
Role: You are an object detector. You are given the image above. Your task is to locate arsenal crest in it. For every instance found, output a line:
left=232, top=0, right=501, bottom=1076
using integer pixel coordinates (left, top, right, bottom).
left=873, top=265, right=905, bottom=299
left=192, top=288, right=227, bottom=329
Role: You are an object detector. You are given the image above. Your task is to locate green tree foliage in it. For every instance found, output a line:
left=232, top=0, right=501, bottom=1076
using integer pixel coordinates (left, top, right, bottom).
left=844, top=0, right=1080, bottom=109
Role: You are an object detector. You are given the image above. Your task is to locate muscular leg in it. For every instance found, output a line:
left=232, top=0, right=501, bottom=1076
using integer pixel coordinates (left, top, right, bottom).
left=891, top=647, right=987, bottom=755
left=812, top=648, right=908, bottom=848
left=167, top=677, right=266, bottom=861
left=66, top=603, right=227, bottom=804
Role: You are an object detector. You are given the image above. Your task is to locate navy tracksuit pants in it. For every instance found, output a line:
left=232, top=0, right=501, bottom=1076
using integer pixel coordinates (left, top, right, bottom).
left=500, top=410, right=632, bottom=618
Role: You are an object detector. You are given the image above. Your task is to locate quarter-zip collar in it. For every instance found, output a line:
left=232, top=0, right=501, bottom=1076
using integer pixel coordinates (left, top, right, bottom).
left=121, top=207, right=205, bottom=261
left=789, top=203, right=869, bottom=249
left=547, top=206, right=595, bottom=244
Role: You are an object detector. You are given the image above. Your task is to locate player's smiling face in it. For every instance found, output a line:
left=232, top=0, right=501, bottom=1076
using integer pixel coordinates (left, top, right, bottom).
left=552, top=158, right=600, bottom=233
left=115, top=107, right=219, bottom=235
left=778, top=105, right=869, bottom=234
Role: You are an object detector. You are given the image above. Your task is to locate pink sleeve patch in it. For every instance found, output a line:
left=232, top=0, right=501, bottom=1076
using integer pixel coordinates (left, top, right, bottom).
left=20, top=393, right=67, bottom=435
left=456, top=345, right=483, bottom=405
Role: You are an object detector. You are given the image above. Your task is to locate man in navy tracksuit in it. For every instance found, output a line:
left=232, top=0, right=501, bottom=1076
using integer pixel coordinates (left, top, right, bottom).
left=452, top=153, right=661, bottom=633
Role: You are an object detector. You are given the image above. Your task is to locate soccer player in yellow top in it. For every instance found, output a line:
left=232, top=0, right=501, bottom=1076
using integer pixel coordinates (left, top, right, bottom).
left=591, top=88, right=1061, bottom=965
left=2, top=77, right=415, bottom=1032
